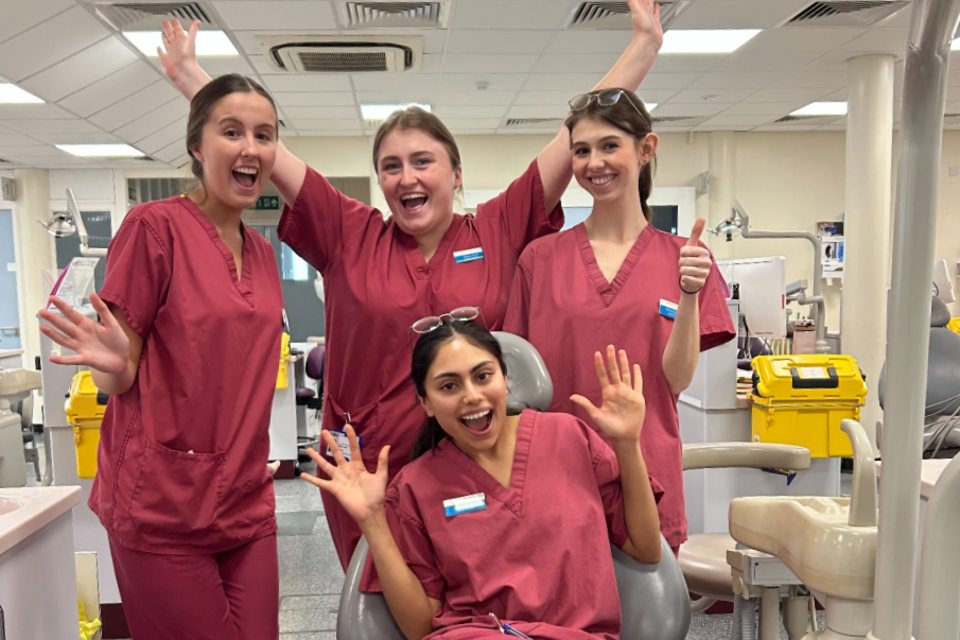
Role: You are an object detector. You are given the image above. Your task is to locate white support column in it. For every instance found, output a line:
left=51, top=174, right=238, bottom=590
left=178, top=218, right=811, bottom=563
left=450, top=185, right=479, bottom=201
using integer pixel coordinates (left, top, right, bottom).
left=707, top=131, right=736, bottom=260
left=841, top=54, right=895, bottom=434
left=11, top=168, right=53, bottom=368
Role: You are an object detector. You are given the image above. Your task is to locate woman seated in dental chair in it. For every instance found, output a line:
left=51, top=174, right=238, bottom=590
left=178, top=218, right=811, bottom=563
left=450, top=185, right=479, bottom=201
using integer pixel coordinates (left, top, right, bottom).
left=301, top=313, right=663, bottom=640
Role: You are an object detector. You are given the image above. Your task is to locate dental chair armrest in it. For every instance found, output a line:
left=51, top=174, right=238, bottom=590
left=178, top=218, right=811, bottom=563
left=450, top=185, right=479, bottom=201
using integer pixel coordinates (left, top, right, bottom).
left=682, top=443, right=811, bottom=471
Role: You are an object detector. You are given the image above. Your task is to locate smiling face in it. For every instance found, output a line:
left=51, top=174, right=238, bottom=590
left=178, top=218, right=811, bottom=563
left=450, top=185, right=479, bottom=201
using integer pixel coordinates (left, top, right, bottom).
left=418, top=335, right=510, bottom=458
left=376, top=127, right=462, bottom=246
left=570, top=117, right=657, bottom=206
left=189, top=90, right=278, bottom=214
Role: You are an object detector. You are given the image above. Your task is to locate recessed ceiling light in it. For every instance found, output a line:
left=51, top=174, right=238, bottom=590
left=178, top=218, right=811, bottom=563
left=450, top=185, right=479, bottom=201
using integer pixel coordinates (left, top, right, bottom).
left=56, top=144, right=146, bottom=158
left=361, top=103, right=432, bottom=121
left=791, top=101, right=848, bottom=117
left=123, top=30, right=238, bottom=57
left=660, top=29, right=761, bottom=54
left=0, top=83, right=44, bottom=104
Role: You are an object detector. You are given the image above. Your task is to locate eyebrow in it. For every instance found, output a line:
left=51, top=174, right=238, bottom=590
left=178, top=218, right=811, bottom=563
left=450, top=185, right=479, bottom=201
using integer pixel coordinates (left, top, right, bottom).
left=216, top=116, right=276, bottom=131
left=431, top=360, right=495, bottom=382
left=380, top=150, right=436, bottom=164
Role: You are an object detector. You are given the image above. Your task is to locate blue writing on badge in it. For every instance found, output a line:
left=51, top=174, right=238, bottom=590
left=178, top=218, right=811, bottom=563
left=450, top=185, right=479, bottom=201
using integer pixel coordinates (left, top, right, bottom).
left=443, top=492, right=487, bottom=517
left=658, top=298, right=678, bottom=320
left=453, top=247, right=484, bottom=264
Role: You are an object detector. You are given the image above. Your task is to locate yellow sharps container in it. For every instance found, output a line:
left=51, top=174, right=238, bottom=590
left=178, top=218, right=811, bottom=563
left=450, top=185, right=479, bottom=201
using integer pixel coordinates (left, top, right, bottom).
left=750, top=354, right=867, bottom=458
left=64, top=371, right=108, bottom=478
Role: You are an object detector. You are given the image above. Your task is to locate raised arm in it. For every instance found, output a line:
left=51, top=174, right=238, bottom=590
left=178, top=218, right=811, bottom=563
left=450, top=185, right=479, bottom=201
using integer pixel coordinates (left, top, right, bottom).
left=571, top=346, right=661, bottom=564
left=159, top=20, right=306, bottom=204
left=662, top=218, right=709, bottom=394
left=537, top=0, right=663, bottom=210
left=38, top=294, right=142, bottom=396
left=300, top=426, right=440, bottom=640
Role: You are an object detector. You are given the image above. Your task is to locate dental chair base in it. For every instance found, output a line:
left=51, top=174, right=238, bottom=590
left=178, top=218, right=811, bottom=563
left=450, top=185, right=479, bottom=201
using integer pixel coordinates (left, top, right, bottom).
left=727, top=547, right=811, bottom=640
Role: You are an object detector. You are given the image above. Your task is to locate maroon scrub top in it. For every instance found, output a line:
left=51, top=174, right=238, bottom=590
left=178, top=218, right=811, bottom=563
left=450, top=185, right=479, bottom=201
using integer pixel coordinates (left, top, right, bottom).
left=504, top=224, right=735, bottom=548
left=363, top=410, right=663, bottom=640
left=92, top=196, right=283, bottom=554
left=278, top=160, right=562, bottom=566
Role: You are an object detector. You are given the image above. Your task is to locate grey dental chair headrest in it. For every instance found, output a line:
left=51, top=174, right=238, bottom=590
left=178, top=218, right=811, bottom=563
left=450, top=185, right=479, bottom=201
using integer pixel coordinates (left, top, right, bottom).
left=492, top=331, right=553, bottom=413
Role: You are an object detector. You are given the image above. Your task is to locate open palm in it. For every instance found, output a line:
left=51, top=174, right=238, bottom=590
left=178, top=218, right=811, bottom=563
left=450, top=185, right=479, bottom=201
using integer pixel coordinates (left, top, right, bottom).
left=630, top=0, right=664, bottom=50
left=300, top=425, right=390, bottom=526
left=158, top=19, right=199, bottom=82
left=571, top=346, right=646, bottom=444
left=38, top=294, right=129, bottom=374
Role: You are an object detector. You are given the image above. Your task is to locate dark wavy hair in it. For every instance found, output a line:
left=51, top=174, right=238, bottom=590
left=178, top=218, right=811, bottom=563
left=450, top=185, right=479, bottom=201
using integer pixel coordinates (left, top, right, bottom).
left=565, top=87, right=656, bottom=220
left=409, top=320, right=507, bottom=460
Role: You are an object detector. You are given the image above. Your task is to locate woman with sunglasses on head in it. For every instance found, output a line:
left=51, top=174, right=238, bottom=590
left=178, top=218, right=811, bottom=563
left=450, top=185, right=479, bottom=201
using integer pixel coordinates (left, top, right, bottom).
left=303, top=315, right=662, bottom=640
left=504, top=88, right=735, bottom=556
left=158, top=0, right=664, bottom=570
left=38, top=74, right=283, bottom=639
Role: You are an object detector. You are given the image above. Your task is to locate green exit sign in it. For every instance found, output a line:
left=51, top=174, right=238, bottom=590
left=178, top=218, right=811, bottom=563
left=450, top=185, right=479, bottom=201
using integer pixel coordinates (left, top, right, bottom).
left=254, top=195, right=280, bottom=210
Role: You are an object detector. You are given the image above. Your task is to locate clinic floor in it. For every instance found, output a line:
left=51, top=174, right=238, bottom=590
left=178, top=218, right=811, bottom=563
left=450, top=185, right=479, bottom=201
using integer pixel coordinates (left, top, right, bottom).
left=25, top=441, right=817, bottom=640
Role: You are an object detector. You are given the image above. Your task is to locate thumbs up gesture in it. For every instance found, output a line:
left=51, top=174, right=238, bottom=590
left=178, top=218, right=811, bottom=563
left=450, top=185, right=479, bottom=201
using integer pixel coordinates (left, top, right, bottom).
left=679, top=218, right=711, bottom=295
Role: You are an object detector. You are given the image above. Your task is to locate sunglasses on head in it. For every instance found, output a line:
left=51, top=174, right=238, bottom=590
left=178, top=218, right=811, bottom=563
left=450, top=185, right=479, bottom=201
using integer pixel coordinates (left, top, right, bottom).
left=568, top=88, right=646, bottom=118
left=410, top=306, right=481, bottom=335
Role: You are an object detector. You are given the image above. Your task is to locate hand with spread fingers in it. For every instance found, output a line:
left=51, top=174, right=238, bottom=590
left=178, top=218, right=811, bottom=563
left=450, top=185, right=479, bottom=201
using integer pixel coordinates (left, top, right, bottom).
left=679, top=217, right=711, bottom=295
left=300, top=425, right=391, bottom=526
left=629, top=0, right=664, bottom=51
left=38, top=294, right=129, bottom=374
left=157, top=19, right=199, bottom=83
left=571, top=345, right=647, bottom=445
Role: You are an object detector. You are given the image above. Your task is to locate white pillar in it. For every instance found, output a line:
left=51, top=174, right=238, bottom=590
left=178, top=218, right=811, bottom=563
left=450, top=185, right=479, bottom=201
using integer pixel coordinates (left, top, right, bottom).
left=707, top=131, right=736, bottom=260
left=841, top=54, right=895, bottom=434
left=11, top=168, right=53, bottom=368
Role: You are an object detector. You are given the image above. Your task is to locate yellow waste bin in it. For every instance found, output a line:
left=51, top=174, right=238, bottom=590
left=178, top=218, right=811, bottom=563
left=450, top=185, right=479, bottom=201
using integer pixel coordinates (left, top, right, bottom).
left=64, top=371, right=108, bottom=478
left=750, top=354, right=867, bottom=458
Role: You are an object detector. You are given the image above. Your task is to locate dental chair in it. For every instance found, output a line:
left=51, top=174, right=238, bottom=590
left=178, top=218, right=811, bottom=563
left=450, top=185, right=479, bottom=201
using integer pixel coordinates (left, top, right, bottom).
left=336, top=331, right=691, bottom=640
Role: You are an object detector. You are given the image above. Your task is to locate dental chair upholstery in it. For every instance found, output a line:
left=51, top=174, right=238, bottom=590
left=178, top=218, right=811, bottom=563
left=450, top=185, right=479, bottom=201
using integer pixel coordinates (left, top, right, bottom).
left=295, top=344, right=325, bottom=411
left=336, top=332, right=691, bottom=640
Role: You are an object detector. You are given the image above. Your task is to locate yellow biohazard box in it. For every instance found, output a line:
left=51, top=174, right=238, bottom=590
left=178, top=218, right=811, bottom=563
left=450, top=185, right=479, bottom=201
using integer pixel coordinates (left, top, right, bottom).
left=64, top=371, right=108, bottom=478
left=749, top=354, right=867, bottom=458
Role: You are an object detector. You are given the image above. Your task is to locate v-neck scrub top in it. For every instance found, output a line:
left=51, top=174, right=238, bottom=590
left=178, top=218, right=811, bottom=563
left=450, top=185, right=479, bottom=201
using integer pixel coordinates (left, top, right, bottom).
left=362, top=410, right=663, bottom=640
left=504, top=224, right=735, bottom=549
left=92, top=196, right=284, bottom=554
left=278, top=160, right=562, bottom=567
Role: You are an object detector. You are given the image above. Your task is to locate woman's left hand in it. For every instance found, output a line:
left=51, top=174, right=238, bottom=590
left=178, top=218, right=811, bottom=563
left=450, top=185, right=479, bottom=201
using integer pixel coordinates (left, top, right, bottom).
left=679, top=218, right=711, bottom=295
left=571, top=345, right=646, bottom=444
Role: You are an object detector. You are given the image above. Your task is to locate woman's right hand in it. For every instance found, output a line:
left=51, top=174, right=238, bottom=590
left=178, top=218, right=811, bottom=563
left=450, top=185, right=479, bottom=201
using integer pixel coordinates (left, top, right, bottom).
left=158, top=19, right=211, bottom=100
left=629, top=0, right=663, bottom=50
left=38, top=294, right=129, bottom=374
left=301, top=425, right=391, bottom=526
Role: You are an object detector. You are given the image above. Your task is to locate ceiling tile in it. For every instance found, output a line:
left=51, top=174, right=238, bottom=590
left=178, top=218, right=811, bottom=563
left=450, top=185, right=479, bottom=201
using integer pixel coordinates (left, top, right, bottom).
left=136, top=117, right=189, bottom=154
left=506, top=104, right=568, bottom=119
left=768, top=71, right=848, bottom=89
left=0, top=0, right=73, bottom=45
left=720, top=50, right=823, bottom=72
left=748, top=87, right=836, bottom=103
left=213, top=1, right=338, bottom=30
left=672, top=0, right=809, bottom=29
left=356, top=90, right=437, bottom=104
left=689, top=71, right=780, bottom=89
left=281, top=105, right=359, bottom=119
left=448, top=2, right=570, bottom=30
left=638, top=72, right=704, bottom=90
left=294, top=128, right=363, bottom=137
left=258, top=73, right=354, bottom=92
left=838, top=28, right=910, bottom=55
left=0, top=132, right=44, bottom=146
left=181, top=57, right=256, bottom=78
left=153, top=140, right=185, bottom=164
left=720, top=101, right=805, bottom=116
left=113, top=100, right=190, bottom=141
left=743, top=26, right=866, bottom=53
left=442, top=54, right=538, bottom=74
left=446, top=30, right=553, bottom=54
left=547, top=31, right=633, bottom=54
left=438, top=74, right=527, bottom=92
left=31, top=132, right=122, bottom=145
left=352, top=72, right=439, bottom=92
left=20, top=36, right=140, bottom=103
left=429, top=117, right=503, bottom=129
left=0, top=6, right=111, bottom=81
left=88, top=81, right=180, bottom=131
left=534, top=53, right=620, bottom=74
left=0, top=104, right=76, bottom=120
left=13, top=119, right=103, bottom=135
left=700, top=114, right=774, bottom=127
left=57, top=61, right=160, bottom=118
left=286, top=118, right=362, bottom=130
left=434, top=105, right=508, bottom=119
left=433, top=90, right=518, bottom=106
left=274, top=92, right=356, bottom=107
left=650, top=55, right=729, bottom=74
left=652, top=102, right=727, bottom=117
left=670, top=87, right=758, bottom=103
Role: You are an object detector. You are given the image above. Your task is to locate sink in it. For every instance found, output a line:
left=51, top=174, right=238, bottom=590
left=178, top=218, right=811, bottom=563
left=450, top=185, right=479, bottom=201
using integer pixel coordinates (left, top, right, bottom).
left=0, top=497, right=20, bottom=515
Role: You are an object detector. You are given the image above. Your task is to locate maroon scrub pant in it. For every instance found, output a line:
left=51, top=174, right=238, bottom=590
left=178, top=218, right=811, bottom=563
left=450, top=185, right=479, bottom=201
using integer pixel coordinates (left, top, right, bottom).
left=109, top=533, right=279, bottom=639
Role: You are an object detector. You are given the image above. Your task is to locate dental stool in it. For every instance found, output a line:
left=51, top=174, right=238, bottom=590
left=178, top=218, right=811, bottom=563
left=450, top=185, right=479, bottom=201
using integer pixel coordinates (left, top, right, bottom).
left=728, top=420, right=878, bottom=640
left=295, top=344, right=325, bottom=411
left=677, top=442, right=812, bottom=612
left=336, top=332, right=691, bottom=640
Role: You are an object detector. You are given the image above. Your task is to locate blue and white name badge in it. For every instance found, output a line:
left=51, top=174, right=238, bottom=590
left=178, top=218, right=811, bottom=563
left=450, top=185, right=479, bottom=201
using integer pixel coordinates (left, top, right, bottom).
left=443, top=492, right=487, bottom=517
left=325, top=429, right=361, bottom=461
left=453, top=247, right=484, bottom=264
left=658, top=298, right=678, bottom=320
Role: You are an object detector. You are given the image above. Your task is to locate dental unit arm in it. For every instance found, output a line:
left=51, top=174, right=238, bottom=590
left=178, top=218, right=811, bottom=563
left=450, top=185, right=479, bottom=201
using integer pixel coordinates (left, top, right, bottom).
left=711, top=201, right=829, bottom=354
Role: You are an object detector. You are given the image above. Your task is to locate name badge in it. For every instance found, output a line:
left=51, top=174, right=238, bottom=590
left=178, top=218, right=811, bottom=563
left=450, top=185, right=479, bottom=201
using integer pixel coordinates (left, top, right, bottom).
left=658, top=298, right=678, bottom=320
left=325, top=429, right=361, bottom=461
left=443, top=492, right=487, bottom=517
left=453, top=247, right=484, bottom=264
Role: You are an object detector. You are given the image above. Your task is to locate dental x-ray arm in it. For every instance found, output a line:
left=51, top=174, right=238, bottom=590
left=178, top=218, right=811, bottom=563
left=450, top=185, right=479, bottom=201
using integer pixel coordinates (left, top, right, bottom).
left=66, top=188, right=107, bottom=258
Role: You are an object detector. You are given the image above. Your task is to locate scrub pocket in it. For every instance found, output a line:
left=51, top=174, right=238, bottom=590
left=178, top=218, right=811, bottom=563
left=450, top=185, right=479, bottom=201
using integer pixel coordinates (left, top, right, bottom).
left=129, top=441, right=226, bottom=541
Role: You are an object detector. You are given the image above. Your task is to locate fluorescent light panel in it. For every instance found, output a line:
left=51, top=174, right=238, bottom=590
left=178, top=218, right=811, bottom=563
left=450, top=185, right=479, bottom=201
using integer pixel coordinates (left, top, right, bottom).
left=0, top=83, right=44, bottom=104
left=791, top=101, right=848, bottom=117
left=361, top=103, right=431, bottom=120
left=660, top=29, right=761, bottom=54
left=123, top=30, right=238, bottom=56
left=56, top=144, right=145, bottom=158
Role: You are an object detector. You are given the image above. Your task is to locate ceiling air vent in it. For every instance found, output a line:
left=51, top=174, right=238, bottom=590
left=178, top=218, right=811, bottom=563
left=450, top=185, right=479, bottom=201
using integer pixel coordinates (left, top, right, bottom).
left=259, top=35, right=422, bottom=72
left=566, top=1, right=688, bottom=30
left=786, top=1, right=909, bottom=27
left=88, top=1, right=213, bottom=30
left=340, top=1, right=449, bottom=28
left=504, top=118, right=565, bottom=128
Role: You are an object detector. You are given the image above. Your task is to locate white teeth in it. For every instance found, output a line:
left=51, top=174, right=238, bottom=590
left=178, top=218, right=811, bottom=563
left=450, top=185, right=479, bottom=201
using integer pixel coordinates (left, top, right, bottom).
left=461, top=410, right=490, bottom=421
left=400, top=192, right=427, bottom=201
left=234, top=167, right=258, bottom=175
left=590, top=175, right=614, bottom=185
